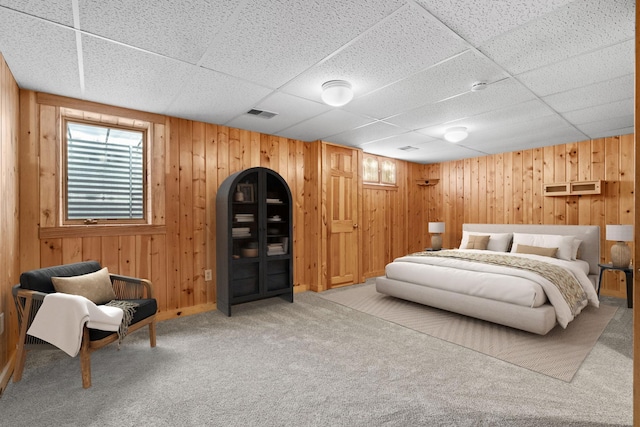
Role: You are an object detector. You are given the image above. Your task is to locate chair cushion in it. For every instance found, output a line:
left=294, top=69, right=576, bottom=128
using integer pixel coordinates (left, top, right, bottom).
left=89, top=298, right=157, bottom=341
left=20, top=261, right=102, bottom=293
left=51, top=267, right=117, bottom=305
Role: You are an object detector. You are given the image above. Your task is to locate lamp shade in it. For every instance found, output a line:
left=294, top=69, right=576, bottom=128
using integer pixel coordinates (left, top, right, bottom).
left=428, top=222, right=445, bottom=234
left=444, top=127, right=468, bottom=143
left=606, top=225, right=633, bottom=242
left=321, top=80, right=353, bottom=107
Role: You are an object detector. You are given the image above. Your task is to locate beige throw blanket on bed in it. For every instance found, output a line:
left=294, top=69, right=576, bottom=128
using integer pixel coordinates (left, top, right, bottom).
left=414, top=250, right=588, bottom=316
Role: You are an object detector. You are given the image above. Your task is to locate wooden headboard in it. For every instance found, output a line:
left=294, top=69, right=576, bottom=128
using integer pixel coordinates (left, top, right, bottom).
left=462, top=224, right=601, bottom=276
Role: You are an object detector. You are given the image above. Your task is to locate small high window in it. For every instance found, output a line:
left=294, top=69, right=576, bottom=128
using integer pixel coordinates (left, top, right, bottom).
left=64, top=120, right=146, bottom=223
left=363, top=154, right=396, bottom=186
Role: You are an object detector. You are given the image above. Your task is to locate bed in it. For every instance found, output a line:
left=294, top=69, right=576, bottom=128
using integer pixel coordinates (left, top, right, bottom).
left=375, top=224, right=601, bottom=335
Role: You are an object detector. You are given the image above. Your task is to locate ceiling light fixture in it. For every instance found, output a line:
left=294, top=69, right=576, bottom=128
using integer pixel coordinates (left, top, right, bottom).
left=321, top=80, right=354, bottom=107
left=444, top=127, right=468, bottom=143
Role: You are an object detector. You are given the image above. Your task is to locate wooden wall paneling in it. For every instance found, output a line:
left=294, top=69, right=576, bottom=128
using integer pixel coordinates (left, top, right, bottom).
left=289, top=139, right=304, bottom=289
left=118, top=235, right=136, bottom=277
left=477, top=157, right=487, bottom=224
left=40, top=238, right=62, bottom=267
left=151, top=122, right=166, bottom=225
left=238, top=129, right=250, bottom=170
left=81, top=236, right=101, bottom=262
left=303, top=142, right=320, bottom=291
left=228, top=127, right=242, bottom=174
left=566, top=143, right=579, bottom=225
left=39, top=105, right=58, bottom=228
left=205, top=123, right=218, bottom=303
left=135, top=235, right=152, bottom=284
left=19, top=91, right=40, bottom=272
left=179, top=119, right=195, bottom=308
left=100, top=236, right=119, bottom=273
left=532, top=148, right=544, bottom=224
left=463, top=159, right=472, bottom=224
left=503, top=153, right=514, bottom=223
left=151, top=233, right=168, bottom=312
left=192, top=121, right=206, bottom=304
left=542, top=146, right=555, bottom=224
left=553, top=145, right=567, bottom=223
left=577, top=141, right=592, bottom=225
left=0, top=54, right=20, bottom=390
left=522, top=150, right=533, bottom=224
left=619, top=134, right=634, bottom=227
left=485, top=157, right=496, bottom=224
left=249, top=131, right=261, bottom=166
left=61, top=238, right=82, bottom=264
left=165, top=117, right=181, bottom=311
left=454, top=160, right=465, bottom=245
left=590, top=139, right=606, bottom=257
left=513, top=151, right=524, bottom=224
left=494, top=154, right=505, bottom=225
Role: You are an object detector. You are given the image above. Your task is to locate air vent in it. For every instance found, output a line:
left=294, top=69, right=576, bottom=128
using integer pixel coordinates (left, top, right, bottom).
left=246, top=109, right=278, bottom=119
left=398, top=146, right=418, bottom=151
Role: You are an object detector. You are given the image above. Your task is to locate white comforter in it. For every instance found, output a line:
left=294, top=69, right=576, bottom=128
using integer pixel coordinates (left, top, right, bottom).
left=386, top=249, right=599, bottom=328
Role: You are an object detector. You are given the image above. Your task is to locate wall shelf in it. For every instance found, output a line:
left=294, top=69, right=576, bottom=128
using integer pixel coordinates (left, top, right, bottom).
left=543, top=180, right=602, bottom=196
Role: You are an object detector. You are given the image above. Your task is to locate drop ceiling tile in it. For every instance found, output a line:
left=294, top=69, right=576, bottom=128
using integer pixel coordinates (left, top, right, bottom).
left=345, top=50, right=508, bottom=120
left=414, top=0, right=574, bottom=46
left=563, top=98, right=633, bottom=125
left=78, top=0, right=238, bottom=63
left=576, top=114, right=634, bottom=138
left=417, top=99, right=557, bottom=140
left=225, top=92, right=331, bottom=136
left=167, top=66, right=273, bottom=126
left=326, top=121, right=408, bottom=148
left=0, top=0, right=73, bottom=26
left=199, top=0, right=405, bottom=88
left=480, top=0, right=635, bottom=74
left=462, top=115, right=586, bottom=153
left=387, top=78, right=536, bottom=130
left=281, top=3, right=468, bottom=102
left=278, top=110, right=372, bottom=142
left=82, top=36, right=194, bottom=115
left=0, top=9, right=81, bottom=97
left=517, top=40, right=634, bottom=97
left=587, top=126, right=634, bottom=139
left=543, top=74, right=634, bottom=113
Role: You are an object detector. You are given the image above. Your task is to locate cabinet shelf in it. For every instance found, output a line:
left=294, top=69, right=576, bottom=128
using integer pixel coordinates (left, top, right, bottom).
left=543, top=180, right=602, bottom=196
left=216, top=167, right=293, bottom=316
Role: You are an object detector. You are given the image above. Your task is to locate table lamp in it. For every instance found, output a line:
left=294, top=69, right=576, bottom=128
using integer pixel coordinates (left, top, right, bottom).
left=605, top=224, right=633, bottom=268
left=428, top=222, right=445, bottom=251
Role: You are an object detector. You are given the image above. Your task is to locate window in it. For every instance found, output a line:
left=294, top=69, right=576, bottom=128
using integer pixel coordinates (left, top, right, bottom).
left=64, top=120, right=146, bottom=223
left=363, top=154, right=396, bottom=186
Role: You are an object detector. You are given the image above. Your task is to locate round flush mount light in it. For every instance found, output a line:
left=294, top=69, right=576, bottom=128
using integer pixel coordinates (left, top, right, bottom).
left=444, top=127, right=468, bottom=143
left=321, top=80, right=354, bottom=107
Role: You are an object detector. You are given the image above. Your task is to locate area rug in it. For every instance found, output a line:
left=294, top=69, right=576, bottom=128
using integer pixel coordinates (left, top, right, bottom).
left=319, top=283, right=618, bottom=382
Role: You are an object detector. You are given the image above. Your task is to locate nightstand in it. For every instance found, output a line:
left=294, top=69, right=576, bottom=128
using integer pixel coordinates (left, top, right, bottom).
left=597, top=263, right=633, bottom=308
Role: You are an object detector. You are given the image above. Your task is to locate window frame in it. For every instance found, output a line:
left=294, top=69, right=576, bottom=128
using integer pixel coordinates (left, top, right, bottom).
left=363, top=153, right=397, bottom=187
left=61, top=116, right=150, bottom=226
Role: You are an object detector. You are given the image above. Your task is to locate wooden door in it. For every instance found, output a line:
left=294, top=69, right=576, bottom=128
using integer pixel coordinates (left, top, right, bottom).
left=325, top=145, right=360, bottom=288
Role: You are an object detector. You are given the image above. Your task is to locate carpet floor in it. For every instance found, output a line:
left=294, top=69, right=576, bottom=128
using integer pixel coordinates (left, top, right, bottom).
left=0, top=291, right=632, bottom=426
left=319, top=283, right=618, bottom=382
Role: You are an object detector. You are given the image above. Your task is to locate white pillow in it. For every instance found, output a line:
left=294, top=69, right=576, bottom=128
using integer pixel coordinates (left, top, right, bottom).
left=459, top=231, right=512, bottom=252
left=510, top=233, right=577, bottom=261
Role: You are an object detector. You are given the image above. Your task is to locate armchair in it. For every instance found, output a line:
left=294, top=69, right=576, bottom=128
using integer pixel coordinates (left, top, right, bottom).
left=12, top=261, right=157, bottom=388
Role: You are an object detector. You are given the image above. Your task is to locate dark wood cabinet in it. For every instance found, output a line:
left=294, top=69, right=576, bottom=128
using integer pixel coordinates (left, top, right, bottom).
left=216, top=167, right=293, bottom=316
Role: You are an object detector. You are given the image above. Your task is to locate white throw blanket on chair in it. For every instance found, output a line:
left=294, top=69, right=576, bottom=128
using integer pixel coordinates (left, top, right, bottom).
left=27, top=293, right=124, bottom=357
